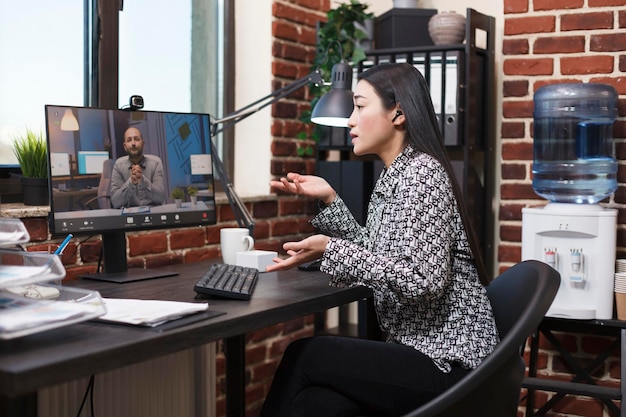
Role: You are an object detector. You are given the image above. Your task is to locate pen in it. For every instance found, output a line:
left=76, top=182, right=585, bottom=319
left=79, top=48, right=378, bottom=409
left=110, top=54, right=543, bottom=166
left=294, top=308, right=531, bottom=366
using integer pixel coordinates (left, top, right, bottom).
left=54, top=234, right=73, bottom=255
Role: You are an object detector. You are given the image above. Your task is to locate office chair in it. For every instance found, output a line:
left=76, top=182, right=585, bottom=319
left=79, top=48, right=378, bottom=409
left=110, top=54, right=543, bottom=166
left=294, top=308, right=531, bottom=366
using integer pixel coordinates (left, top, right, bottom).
left=400, top=260, right=560, bottom=417
left=82, top=159, right=114, bottom=209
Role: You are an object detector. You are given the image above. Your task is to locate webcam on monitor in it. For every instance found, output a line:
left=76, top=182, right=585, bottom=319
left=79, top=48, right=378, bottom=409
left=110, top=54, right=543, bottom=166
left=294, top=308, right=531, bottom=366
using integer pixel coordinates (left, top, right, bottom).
left=129, top=95, right=144, bottom=110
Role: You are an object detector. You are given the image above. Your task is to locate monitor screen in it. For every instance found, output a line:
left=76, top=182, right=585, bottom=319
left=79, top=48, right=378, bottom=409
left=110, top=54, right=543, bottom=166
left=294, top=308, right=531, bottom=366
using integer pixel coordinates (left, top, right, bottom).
left=45, top=105, right=217, bottom=283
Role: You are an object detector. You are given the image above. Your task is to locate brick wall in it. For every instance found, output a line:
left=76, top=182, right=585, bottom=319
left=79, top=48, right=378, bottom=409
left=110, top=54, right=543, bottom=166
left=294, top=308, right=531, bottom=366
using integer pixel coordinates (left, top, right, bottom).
left=224, top=1, right=331, bottom=415
left=22, top=196, right=318, bottom=281
left=501, top=0, right=626, bottom=415
left=17, top=1, right=330, bottom=417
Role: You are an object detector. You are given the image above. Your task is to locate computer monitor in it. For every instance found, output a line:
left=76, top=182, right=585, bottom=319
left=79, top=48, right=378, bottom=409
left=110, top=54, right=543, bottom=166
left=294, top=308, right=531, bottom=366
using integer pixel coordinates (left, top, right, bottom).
left=45, top=105, right=217, bottom=283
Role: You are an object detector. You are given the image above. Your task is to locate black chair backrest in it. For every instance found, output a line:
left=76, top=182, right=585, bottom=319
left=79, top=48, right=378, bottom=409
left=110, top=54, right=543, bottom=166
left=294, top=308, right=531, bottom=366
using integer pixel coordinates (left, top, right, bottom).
left=487, top=260, right=559, bottom=341
left=401, top=260, right=560, bottom=417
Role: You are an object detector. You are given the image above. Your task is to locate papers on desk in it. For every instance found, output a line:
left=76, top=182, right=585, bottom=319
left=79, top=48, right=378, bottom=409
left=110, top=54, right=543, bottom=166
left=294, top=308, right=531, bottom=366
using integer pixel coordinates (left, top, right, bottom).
left=98, top=298, right=209, bottom=327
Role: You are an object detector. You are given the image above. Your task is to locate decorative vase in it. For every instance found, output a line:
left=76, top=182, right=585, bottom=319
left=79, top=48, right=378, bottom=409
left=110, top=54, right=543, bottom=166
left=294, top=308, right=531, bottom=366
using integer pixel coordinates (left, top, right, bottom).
left=175, top=198, right=182, bottom=209
left=190, top=195, right=197, bottom=206
left=20, top=177, right=49, bottom=206
left=428, top=11, right=466, bottom=45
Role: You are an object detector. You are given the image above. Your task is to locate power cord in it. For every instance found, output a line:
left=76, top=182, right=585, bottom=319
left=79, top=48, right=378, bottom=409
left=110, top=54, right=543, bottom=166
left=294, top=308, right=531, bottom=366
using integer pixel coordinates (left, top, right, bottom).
left=75, top=374, right=95, bottom=417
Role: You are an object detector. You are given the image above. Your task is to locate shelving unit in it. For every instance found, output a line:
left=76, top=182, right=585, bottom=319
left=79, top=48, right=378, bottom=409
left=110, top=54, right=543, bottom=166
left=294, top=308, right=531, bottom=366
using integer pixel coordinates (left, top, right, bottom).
left=316, top=8, right=496, bottom=275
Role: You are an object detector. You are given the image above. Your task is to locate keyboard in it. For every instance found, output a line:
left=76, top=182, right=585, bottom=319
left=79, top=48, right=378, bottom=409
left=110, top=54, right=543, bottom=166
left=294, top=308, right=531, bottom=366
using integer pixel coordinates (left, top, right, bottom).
left=194, top=263, right=259, bottom=300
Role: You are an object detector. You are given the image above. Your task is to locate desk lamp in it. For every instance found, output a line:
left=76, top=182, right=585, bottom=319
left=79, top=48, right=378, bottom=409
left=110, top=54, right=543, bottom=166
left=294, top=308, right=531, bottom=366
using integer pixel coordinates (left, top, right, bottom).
left=210, top=44, right=354, bottom=236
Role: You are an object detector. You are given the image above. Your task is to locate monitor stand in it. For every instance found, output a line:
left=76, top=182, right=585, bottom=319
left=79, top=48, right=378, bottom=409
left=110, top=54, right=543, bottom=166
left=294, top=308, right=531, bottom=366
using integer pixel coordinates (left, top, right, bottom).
left=81, top=268, right=178, bottom=283
left=80, top=232, right=179, bottom=283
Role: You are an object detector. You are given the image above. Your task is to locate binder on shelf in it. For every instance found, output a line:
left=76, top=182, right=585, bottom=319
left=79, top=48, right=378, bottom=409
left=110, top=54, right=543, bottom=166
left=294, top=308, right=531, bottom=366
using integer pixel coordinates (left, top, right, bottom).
left=359, top=52, right=462, bottom=147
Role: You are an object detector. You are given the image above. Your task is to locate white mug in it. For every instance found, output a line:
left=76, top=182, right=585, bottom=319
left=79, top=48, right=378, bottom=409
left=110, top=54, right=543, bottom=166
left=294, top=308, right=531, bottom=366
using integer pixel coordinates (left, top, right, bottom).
left=220, top=228, right=254, bottom=265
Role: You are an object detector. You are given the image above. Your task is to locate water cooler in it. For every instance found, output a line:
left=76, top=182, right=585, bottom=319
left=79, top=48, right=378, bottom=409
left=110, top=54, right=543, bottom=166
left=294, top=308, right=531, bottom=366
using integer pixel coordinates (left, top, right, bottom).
left=521, top=83, right=618, bottom=320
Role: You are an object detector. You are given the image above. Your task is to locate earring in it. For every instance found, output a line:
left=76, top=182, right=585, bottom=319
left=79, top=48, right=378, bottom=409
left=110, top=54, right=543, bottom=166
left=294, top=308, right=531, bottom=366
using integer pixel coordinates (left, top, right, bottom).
left=392, top=110, right=403, bottom=122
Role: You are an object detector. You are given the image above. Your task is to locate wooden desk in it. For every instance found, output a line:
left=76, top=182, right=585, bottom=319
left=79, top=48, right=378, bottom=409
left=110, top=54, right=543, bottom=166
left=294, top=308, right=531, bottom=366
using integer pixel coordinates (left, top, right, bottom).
left=523, top=317, right=626, bottom=417
left=0, top=261, right=373, bottom=417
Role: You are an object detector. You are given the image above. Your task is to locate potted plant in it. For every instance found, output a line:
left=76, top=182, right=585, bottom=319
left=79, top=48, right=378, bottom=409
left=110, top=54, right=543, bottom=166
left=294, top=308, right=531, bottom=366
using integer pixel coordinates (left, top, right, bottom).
left=171, top=187, right=184, bottom=208
left=313, top=0, right=373, bottom=80
left=11, top=128, right=49, bottom=206
left=187, top=185, right=198, bottom=205
left=300, top=0, right=374, bottom=145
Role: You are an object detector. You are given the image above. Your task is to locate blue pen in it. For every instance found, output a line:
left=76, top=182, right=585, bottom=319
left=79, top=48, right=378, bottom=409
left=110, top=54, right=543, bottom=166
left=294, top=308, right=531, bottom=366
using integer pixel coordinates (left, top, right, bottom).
left=54, top=234, right=73, bottom=255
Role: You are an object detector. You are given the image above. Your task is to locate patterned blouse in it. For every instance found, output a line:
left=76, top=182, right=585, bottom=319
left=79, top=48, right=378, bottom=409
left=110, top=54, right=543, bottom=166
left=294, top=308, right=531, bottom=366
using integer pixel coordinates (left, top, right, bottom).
left=312, top=145, right=499, bottom=373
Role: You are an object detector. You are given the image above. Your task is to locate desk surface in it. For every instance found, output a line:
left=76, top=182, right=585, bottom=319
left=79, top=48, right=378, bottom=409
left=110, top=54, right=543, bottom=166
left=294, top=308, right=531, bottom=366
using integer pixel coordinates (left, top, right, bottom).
left=0, top=261, right=372, bottom=397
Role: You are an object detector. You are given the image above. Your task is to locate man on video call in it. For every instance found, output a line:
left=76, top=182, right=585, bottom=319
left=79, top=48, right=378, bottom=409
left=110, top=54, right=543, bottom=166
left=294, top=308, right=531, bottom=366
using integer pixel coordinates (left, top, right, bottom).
left=110, top=126, right=166, bottom=208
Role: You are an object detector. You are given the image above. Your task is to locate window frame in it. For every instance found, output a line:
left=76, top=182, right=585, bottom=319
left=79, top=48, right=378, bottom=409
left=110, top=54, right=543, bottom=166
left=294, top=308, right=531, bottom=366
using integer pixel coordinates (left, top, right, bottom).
left=95, top=0, right=235, bottom=185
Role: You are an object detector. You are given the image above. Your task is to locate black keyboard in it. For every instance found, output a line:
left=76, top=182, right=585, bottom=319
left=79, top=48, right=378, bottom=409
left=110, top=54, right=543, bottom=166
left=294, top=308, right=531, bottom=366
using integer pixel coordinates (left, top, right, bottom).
left=194, top=263, right=259, bottom=300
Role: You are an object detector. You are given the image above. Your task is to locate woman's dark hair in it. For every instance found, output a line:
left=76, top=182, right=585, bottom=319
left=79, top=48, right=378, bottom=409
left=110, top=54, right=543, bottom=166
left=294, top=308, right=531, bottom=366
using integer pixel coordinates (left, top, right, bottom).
left=357, top=63, right=490, bottom=285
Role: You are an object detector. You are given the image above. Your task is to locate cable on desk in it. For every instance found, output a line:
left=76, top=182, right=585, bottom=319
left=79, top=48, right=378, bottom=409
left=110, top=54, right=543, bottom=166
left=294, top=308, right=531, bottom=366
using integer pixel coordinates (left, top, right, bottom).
left=75, top=374, right=95, bottom=417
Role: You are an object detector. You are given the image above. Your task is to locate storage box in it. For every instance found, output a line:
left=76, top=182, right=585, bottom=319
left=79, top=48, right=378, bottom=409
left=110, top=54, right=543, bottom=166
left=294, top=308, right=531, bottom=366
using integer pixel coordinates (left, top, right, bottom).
left=374, top=8, right=437, bottom=49
left=236, top=250, right=277, bottom=271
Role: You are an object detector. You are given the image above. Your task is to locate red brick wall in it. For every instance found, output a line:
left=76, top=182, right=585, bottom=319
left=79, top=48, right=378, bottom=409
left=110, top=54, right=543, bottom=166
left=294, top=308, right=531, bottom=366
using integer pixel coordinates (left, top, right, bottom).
left=19, top=2, right=330, bottom=417
left=500, top=0, right=626, bottom=269
left=269, top=0, right=329, bottom=179
left=221, top=2, right=331, bottom=415
left=501, top=1, right=626, bottom=415
left=23, top=197, right=318, bottom=280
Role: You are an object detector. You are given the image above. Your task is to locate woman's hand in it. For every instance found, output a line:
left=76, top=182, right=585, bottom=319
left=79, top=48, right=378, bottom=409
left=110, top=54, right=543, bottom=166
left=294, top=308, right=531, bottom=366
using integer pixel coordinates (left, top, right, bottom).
left=270, top=173, right=336, bottom=206
left=266, top=234, right=330, bottom=272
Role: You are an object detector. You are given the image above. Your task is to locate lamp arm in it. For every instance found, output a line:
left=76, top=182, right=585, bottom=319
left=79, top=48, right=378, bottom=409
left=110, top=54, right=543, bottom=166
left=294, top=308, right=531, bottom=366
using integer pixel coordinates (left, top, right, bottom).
left=212, top=70, right=324, bottom=136
left=210, top=69, right=324, bottom=237
left=210, top=137, right=255, bottom=235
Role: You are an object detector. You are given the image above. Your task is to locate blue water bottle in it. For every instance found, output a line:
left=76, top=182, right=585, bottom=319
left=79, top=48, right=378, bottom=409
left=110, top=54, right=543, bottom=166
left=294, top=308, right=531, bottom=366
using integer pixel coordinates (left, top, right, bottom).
left=532, top=83, right=618, bottom=204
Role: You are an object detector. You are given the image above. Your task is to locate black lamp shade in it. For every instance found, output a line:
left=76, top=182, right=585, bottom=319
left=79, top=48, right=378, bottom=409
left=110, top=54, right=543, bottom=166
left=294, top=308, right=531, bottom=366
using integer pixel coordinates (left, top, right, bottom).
left=311, top=62, right=354, bottom=127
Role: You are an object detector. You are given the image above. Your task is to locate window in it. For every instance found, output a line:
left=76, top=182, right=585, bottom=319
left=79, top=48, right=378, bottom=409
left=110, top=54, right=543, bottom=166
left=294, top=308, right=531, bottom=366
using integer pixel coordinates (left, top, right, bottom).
left=0, top=0, right=83, bottom=166
left=119, top=0, right=192, bottom=113
left=0, top=0, right=229, bottom=175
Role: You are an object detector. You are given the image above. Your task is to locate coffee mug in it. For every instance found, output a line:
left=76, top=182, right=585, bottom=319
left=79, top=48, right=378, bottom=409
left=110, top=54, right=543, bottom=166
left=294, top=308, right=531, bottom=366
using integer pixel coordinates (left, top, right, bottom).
left=220, top=228, right=254, bottom=265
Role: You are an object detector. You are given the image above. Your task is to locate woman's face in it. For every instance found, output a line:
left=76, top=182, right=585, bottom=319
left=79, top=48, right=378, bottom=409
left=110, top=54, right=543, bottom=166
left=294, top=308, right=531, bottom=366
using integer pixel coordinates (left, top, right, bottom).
left=347, top=80, right=403, bottom=165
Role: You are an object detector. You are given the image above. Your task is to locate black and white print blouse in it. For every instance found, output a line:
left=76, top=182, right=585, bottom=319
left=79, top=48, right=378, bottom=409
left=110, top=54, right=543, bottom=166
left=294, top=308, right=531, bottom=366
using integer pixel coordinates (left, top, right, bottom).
left=312, top=145, right=499, bottom=373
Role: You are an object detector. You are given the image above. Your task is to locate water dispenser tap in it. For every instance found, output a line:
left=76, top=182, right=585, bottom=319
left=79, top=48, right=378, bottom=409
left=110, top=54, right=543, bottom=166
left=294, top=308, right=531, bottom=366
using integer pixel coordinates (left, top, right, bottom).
left=571, top=249, right=582, bottom=272
left=544, top=248, right=557, bottom=269
left=569, top=249, right=585, bottom=288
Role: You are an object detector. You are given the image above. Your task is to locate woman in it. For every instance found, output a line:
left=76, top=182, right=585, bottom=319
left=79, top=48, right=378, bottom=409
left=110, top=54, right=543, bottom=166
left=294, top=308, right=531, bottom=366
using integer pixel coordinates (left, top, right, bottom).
left=261, top=63, right=499, bottom=417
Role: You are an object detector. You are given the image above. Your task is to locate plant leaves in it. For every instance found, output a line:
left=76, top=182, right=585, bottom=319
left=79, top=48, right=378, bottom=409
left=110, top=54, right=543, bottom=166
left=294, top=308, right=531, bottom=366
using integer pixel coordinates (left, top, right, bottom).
left=11, top=128, right=48, bottom=178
